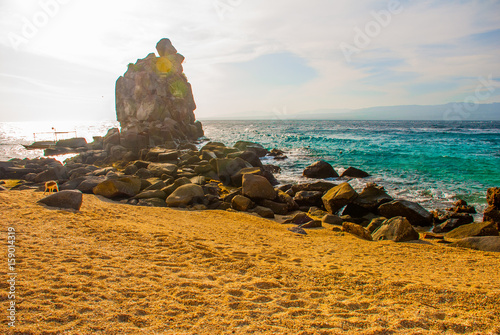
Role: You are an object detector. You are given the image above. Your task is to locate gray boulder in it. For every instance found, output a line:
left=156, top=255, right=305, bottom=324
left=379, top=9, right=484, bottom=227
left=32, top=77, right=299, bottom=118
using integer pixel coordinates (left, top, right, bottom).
left=303, top=161, right=339, bottom=179
left=451, top=236, right=500, bottom=252
left=93, top=177, right=141, bottom=198
left=38, top=190, right=83, bottom=211
left=242, top=174, right=276, bottom=200
left=322, top=182, right=358, bottom=214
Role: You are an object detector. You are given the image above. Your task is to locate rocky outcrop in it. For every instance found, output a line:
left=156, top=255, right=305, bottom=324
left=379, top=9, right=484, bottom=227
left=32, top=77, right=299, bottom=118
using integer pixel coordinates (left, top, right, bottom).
left=446, top=221, right=499, bottom=240
left=451, top=236, right=500, bottom=253
left=341, top=167, right=370, bottom=178
left=115, top=38, right=203, bottom=152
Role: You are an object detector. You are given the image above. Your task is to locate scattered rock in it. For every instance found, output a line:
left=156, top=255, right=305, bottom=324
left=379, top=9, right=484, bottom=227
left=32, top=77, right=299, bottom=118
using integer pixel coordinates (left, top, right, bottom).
left=322, top=182, right=358, bottom=214
left=166, top=184, right=204, bottom=207
left=322, top=214, right=343, bottom=225
left=378, top=200, right=432, bottom=227
left=288, top=226, right=307, bottom=235
left=134, top=190, right=167, bottom=200
left=283, top=213, right=313, bottom=225
left=433, top=215, right=474, bottom=234
left=303, top=161, right=339, bottom=179
left=486, top=187, right=500, bottom=207
left=242, top=174, right=276, bottom=200
left=446, top=221, right=499, bottom=240
left=293, top=191, right=323, bottom=207
left=447, top=199, right=476, bottom=214
left=353, top=183, right=393, bottom=212
left=37, top=190, right=83, bottom=211
left=451, top=236, right=500, bottom=253
left=251, top=206, right=275, bottom=219
left=340, top=167, right=370, bottom=178
left=372, top=216, right=420, bottom=242
left=366, top=217, right=386, bottom=233
left=231, top=195, right=252, bottom=212
left=342, top=222, right=373, bottom=241
left=300, top=220, right=322, bottom=229
left=260, top=199, right=289, bottom=215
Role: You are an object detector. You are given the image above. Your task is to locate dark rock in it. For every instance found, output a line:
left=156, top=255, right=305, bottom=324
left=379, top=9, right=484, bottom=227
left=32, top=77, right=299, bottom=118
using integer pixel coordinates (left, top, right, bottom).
left=242, top=174, right=276, bottom=200
left=303, top=161, right=339, bottom=179
left=366, top=217, right=386, bottom=233
left=147, top=163, right=178, bottom=177
left=134, top=190, right=167, bottom=200
left=37, top=190, right=83, bottom=211
left=215, top=158, right=252, bottom=185
left=283, top=212, right=313, bottom=225
left=166, top=184, right=204, bottom=207
left=433, top=215, right=474, bottom=234
left=260, top=199, right=289, bottom=215
left=342, top=222, right=373, bottom=241
left=291, top=181, right=337, bottom=194
left=124, top=164, right=139, bottom=175
left=237, top=150, right=264, bottom=168
left=293, top=191, right=324, bottom=207
left=299, top=220, right=322, bottom=229
left=322, top=214, right=343, bottom=225
left=162, top=177, right=191, bottom=197
left=340, top=167, right=370, bottom=178
left=135, top=168, right=153, bottom=179
left=446, top=221, right=499, bottom=240
left=34, top=165, right=68, bottom=183
left=93, top=177, right=141, bottom=198
left=322, top=182, right=358, bottom=214
left=308, top=207, right=329, bottom=220
left=451, top=236, right=500, bottom=253
left=341, top=203, right=371, bottom=218
left=447, top=199, right=476, bottom=214
left=378, top=200, right=432, bottom=227
left=251, top=206, right=275, bottom=219
left=234, top=141, right=268, bottom=157
left=230, top=167, right=262, bottom=187
left=353, top=183, right=393, bottom=212
left=158, top=151, right=179, bottom=162
left=231, top=195, right=253, bottom=212
left=288, top=226, right=307, bottom=235
left=56, top=137, right=87, bottom=148
left=372, top=216, right=420, bottom=242
left=76, top=176, right=106, bottom=193
left=484, top=206, right=500, bottom=230
left=276, top=191, right=299, bottom=211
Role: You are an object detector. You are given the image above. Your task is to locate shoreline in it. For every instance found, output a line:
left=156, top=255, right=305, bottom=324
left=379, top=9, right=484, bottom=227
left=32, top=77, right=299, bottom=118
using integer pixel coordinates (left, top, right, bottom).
left=1, top=190, right=500, bottom=334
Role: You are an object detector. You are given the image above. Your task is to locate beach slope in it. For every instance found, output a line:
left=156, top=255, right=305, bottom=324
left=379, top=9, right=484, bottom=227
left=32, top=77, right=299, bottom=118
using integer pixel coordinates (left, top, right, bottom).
left=1, top=190, right=499, bottom=334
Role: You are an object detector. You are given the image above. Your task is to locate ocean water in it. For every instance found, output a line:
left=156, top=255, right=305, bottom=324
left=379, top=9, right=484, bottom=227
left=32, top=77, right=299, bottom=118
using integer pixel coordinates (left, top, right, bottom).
left=1, top=119, right=499, bottom=212
left=202, top=120, right=500, bottom=212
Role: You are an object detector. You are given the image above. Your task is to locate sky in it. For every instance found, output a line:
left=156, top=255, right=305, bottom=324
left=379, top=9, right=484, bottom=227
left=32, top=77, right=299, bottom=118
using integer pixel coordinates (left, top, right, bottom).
left=0, top=0, right=499, bottom=121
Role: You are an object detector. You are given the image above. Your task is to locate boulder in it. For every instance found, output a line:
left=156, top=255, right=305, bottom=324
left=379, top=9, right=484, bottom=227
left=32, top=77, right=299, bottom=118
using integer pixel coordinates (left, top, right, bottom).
left=366, top=217, right=387, bottom=233
left=215, top=158, right=252, bottom=185
left=231, top=195, right=252, bottom=212
left=162, top=177, right=191, bottom=197
left=372, top=216, right=420, bottom=242
left=342, top=222, right=373, bottom=241
left=432, top=216, right=474, bottom=234
left=353, top=183, right=393, bottom=212
left=137, top=198, right=168, bottom=207
left=134, top=190, right=167, bottom=200
left=322, top=182, right=358, bottom=214
left=233, top=141, right=268, bottom=157
left=76, top=176, right=105, bottom=193
left=303, top=161, right=339, bottom=179
left=147, top=163, right=178, bottom=177
left=276, top=190, right=299, bottom=211
left=166, top=184, right=204, bottom=207
left=230, top=167, right=262, bottom=187
left=251, top=206, right=275, bottom=219
left=483, top=206, right=500, bottom=230
left=34, top=165, right=68, bottom=183
left=291, top=181, right=337, bottom=194
left=446, top=221, right=499, bottom=240
left=288, top=226, right=307, bottom=235
left=340, top=167, right=370, bottom=178
left=93, top=177, right=141, bottom=198
left=300, top=220, right=322, bottom=229
left=37, top=190, right=83, bottom=211
left=322, top=214, right=343, bottom=226
left=378, top=200, right=432, bottom=227
left=451, top=236, right=500, bottom=253
left=242, top=174, right=276, bottom=200
left=260, top=199, right=289, bottom=215
left=283, top=213, right=313, bottom=225
left=293, top=191, right=323, bottom=207
left=447, top=199, right=476, bottom=214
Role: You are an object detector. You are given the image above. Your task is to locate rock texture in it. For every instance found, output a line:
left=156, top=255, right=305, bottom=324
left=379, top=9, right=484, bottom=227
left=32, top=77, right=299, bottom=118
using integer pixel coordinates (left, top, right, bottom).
left=115, top=38, right=204, bottom=149
left=372, top=216, right=420, bottom=242
left=37, top=190, right=83, bottom=211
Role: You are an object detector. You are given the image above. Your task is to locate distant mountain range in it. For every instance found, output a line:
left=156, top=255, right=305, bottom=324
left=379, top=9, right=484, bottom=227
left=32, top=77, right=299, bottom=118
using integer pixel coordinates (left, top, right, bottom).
left=202, top=103, right=500, bottom=121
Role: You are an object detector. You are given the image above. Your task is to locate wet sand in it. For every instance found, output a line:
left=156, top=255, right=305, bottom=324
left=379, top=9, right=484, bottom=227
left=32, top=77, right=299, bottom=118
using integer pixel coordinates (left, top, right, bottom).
left=1, top=190, right=499, bottom=334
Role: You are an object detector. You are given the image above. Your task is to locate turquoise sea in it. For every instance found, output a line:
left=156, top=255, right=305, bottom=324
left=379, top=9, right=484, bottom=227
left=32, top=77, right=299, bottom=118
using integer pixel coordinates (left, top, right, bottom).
left=202, top=120, right=500, bottom=212
left=1, top=120, right=499, bottom=212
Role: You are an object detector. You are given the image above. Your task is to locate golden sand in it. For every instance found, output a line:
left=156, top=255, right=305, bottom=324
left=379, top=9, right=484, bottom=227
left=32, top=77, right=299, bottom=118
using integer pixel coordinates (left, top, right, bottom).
left=1, top=190, right=500, bottom=334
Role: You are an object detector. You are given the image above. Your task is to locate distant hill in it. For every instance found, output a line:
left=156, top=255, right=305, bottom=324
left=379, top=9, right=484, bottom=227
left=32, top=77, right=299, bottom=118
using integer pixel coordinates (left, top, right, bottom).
left=202, top=103, right=500, bottom=120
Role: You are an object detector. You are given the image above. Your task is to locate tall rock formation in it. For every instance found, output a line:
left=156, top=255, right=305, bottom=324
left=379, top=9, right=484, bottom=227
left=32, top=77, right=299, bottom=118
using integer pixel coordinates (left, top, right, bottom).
left=115, top=38, right=204, bottom=149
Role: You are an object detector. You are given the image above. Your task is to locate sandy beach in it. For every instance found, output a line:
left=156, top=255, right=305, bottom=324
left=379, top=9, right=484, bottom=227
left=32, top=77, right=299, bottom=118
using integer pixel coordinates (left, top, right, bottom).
left=1, top=190, right=500, bottom=334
